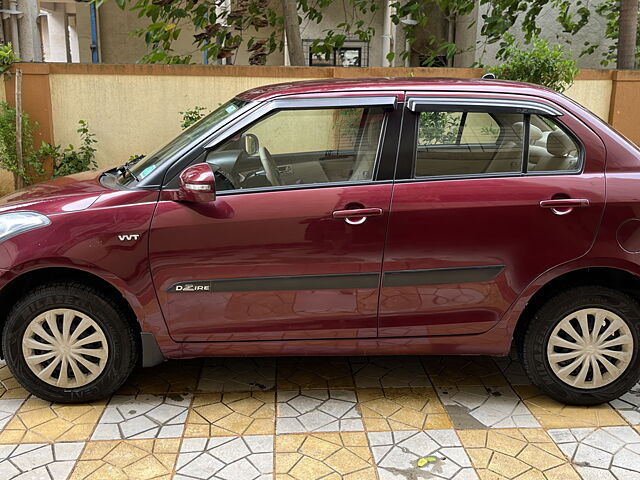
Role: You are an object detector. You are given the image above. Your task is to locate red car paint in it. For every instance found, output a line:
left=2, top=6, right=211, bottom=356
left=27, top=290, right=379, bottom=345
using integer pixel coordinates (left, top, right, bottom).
left=1, top=77, right=639, bottom=361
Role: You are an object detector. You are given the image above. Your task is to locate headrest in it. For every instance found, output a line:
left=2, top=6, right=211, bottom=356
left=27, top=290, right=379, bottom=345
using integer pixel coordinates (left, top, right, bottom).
left=547, top=130, right=574, bottom=157
left=513, top=122, right=543, bottom=143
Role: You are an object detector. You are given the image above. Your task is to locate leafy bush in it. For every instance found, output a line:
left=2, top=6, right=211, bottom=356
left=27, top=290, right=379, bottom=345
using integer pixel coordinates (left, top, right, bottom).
left=180, top=106, right=208, bottom=130
left=487, top=35, right=578, bottom=93
left=0, top=43, right=19, bottom=75
left=0, top=102, right=42, bottom=187
left=39, top=121, right=98, bottom=178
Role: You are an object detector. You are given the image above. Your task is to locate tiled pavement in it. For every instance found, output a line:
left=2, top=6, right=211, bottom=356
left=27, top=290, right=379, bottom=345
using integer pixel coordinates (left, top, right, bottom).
left=2, top=355, right=640, bottom=479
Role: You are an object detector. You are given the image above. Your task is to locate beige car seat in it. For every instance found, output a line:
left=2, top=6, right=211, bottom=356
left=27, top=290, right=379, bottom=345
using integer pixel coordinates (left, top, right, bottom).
left=531, top=130, right=578, bottom=171
left=485, top=122, right=528, bottom=173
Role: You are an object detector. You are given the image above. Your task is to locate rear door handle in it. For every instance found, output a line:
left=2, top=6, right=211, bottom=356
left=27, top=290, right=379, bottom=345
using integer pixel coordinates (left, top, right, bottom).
left=332, top=208, right=383, bottom=225
left=539, top=199, right=590, bottom=208
left=540, top=198, right=589, bottom=215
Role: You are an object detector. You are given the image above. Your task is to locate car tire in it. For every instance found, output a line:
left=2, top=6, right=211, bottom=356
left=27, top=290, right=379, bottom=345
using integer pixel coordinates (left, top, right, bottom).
left=2, top=282, right=138, bottom=403
left=520, top=285, right=640, bottom=405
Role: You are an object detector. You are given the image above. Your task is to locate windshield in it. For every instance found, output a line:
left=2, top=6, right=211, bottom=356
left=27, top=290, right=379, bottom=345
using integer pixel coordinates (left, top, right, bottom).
left=120, top=98, right=248, bottom=186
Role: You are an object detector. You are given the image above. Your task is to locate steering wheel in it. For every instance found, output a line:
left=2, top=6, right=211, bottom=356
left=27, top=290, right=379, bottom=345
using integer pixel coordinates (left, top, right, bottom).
left=258, top=146, right=282, bottom=186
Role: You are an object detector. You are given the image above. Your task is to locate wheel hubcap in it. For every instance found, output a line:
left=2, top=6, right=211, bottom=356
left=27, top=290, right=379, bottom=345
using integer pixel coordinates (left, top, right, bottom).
left=547, top=308, right=634, bottom=389
left=22, top=309, right=109, bottom=388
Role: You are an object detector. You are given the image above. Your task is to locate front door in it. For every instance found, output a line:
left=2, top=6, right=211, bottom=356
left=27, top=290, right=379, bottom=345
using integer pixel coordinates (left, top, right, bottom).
left=379, top=96, right=606, bottom=337
left=149, top=97, right=399, bottom=342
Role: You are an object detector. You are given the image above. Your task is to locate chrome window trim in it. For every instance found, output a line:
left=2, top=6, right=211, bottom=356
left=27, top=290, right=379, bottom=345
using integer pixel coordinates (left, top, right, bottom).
left=202, top=96, right=397, bottom=150
left=407, top=97, right=563, bottom=116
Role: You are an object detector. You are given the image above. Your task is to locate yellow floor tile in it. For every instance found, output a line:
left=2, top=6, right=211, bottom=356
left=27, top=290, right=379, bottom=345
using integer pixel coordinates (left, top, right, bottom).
left=0, top=396, right=106, bottom=443
left=69, top=438, right=180, bottom=480
left=459, top=429, right=581, bottom=479
left=0, top=363, right=29, bottom=399
left=515, top=385, right=626, bottom=428
left=424, top=356, right=510, bottom=386
left=277, top=357, right=354, bottom=390
left=118, top=359, right=203, bottom=394
left=358, top=387, right=452, bottom=431
left=275, top=432, right=376, bottom=480
left=184, top=391, right=275, bottom=437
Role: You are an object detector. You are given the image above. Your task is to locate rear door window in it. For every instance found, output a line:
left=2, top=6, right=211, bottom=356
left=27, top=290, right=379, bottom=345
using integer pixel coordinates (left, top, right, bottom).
left=415, top=110, right=524, bottom=177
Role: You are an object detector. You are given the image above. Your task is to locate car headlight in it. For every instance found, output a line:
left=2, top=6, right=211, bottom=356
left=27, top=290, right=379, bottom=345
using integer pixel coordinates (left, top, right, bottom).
left=0, top=212, right=50, bottom=242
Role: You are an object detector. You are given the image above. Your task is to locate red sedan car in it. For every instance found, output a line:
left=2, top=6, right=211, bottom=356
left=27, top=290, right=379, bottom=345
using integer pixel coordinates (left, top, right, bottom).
left=0, top=77, right=638, bottom=405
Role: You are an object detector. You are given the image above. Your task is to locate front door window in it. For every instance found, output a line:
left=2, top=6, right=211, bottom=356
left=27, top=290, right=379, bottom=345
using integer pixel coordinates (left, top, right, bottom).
left=207, top=107, right=385, bottom=191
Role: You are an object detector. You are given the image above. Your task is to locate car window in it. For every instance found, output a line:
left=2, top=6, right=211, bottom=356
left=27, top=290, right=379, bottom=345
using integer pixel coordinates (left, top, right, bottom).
left=526, top=114, right=581, bottom=172
left=208, top=107, right=385, bottom=191
left=414, top=110, right=524, bottom=177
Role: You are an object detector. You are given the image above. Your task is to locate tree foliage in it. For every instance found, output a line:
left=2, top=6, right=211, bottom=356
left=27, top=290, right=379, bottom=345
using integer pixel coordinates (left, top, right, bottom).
left=100, top=0, right=638, bottom=68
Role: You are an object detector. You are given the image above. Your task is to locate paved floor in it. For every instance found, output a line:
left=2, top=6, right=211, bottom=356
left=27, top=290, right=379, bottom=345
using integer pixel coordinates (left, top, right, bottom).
left=0, top=353, right=640, bottom=479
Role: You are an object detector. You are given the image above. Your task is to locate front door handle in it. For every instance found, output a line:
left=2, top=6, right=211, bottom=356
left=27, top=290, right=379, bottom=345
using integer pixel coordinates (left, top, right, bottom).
left=540, top=198, right=589, bottom=215
left=332, top=207, right=383, bottom=225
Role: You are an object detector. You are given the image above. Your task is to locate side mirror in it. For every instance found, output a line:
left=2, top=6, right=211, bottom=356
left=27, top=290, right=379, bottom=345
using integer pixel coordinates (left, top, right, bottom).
left=241, top=133, right=259, bottom=156
left=175, top=163, right=216, bottom=203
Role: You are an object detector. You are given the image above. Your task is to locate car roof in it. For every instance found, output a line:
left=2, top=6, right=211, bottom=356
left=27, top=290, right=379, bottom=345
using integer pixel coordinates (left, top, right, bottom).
left=236, top=77, right=557, bottom=101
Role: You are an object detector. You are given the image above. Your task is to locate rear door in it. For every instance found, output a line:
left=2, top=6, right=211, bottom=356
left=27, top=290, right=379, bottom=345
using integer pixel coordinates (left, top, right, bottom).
left=379, top=94, right=606, bottom=337
left=149, top=95, right=401, bottom=342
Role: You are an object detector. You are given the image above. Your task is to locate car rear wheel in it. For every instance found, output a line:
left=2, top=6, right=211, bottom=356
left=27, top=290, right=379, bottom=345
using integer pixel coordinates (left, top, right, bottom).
left=2, top=282, right=138, bottom=403
left=520, top=285, right=640, bottom=405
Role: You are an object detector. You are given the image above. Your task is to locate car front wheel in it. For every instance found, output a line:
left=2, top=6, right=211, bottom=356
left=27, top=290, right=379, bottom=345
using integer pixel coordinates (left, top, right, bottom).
left=2, top=282, right=138, bottom=403
left=520, top=285, right=640, bottom=405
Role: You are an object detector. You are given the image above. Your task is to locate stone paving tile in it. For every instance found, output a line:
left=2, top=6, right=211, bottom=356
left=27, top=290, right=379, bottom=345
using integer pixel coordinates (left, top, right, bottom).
left=0, top=396, right=105, bottom=444
left=277, top=357, right=354, bottom=390
left=436, top=386, right=540, bottom=429
left=368, top=429, right=477, bottom=479
left=459, top=429, right=581, bottom=479
left=610, top=382, right=640, bottom=425
left=276, top=431, right=376, bottom=479
left=424, top=356, right=510, bottom=387
left=91, top=394, right=192, bottom=440
left=349, top=356, right=431, bottom=389
left=176, top=435, right=273, bottom=480
left=0, top=442, right=84, bottom=480
left=118, top=359, right=203, bottom=395
left=515, top=385, right=626, bottom=429
left=198, top=358, right=276, bottom=392
left=70, top=438, right=179, bottom=480
left=548, top=426, right=640, bottom=480
left=358, top=387, right=453, bottom=431
left=0, top=397, right=26, bottom=432
left=492, top=351, right=531, bottom=386
left=0, top=361, right=29, bottom=399
left=184, top=391, right=275, bottom=437
left=276, top=390, right=363, bottom=434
